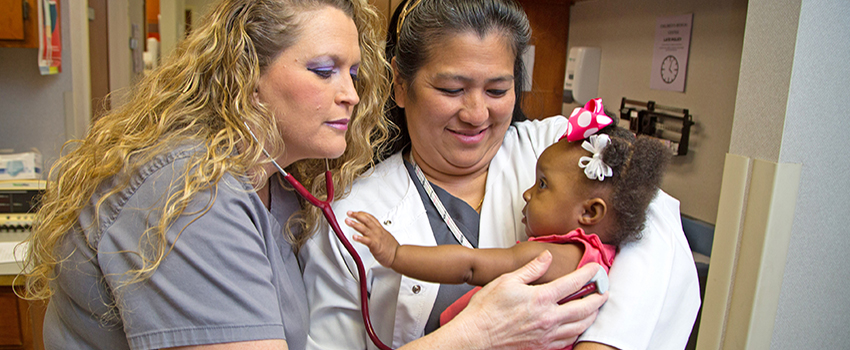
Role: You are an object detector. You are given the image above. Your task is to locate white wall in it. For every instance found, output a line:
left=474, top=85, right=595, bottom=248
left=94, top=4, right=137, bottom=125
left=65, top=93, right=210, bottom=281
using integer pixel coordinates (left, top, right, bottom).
left=185, top=0, right=217, bottom=31
left=159, top=0, right=186, bottom=62
left=0, top=0, right=74, bottom=171
left=108, top=0, right=146, bottom=108
left=770, top=0, right=850, bottom=347
left=697, top=0, right=850, bottom=348
left=567, top=0, right=748, bottom=224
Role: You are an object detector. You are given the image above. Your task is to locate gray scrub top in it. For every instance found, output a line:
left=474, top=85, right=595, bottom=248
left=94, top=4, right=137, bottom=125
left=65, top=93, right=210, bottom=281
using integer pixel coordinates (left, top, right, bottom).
left=402, top=159, right=480, bottom=334
left=43, top=147, right=309, bottom=350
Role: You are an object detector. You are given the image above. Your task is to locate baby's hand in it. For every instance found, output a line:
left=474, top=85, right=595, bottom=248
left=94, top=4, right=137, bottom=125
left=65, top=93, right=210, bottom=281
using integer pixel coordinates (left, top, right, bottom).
left=346, top=211, right=400, bottom=267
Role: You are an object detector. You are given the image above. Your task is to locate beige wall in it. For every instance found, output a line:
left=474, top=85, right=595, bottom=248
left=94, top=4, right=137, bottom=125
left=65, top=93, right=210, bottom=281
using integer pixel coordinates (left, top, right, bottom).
left=567, top=0, right=748, bottom=224
left=177, top=0, right=402, bottom=57
left=185, top=0, right=217, bottom=30
left=727, top=0, right=798, bottom=161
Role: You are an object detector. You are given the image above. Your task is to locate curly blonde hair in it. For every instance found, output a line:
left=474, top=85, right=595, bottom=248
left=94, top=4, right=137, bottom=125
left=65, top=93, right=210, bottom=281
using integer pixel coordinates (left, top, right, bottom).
left=22, top=0, right=391, bottom=301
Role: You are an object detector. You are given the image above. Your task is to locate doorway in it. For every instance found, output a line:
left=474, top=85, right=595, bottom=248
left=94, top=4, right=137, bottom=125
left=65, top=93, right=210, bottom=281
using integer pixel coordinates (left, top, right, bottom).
left=89, top=0, right=110, bottom=120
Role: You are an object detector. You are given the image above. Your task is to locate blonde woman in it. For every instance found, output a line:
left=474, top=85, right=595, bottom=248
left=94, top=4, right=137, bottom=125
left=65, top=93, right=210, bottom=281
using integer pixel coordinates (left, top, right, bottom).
left=23, top=0, right=605, bottom=349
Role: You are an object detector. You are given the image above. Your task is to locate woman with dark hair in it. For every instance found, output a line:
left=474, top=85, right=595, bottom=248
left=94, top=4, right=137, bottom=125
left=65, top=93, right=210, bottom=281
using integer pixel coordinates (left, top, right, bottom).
left=302, top=0, right=701, bottom=349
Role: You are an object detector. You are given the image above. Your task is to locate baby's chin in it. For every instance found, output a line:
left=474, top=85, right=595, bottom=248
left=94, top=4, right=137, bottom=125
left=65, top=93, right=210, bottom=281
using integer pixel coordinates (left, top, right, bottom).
left=524, top=225, right=540, bottom=239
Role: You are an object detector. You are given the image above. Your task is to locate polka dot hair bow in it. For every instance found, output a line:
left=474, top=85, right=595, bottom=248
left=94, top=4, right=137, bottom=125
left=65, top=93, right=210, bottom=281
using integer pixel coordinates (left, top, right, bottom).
left=579, top=134, right=613, bottom=181
left=561, top=98, right=614, bottom=142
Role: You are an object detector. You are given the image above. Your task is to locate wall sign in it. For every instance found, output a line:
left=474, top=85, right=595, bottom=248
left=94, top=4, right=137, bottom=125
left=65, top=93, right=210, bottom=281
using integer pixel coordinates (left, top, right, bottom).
left=650, top=13, right=692, bottom=92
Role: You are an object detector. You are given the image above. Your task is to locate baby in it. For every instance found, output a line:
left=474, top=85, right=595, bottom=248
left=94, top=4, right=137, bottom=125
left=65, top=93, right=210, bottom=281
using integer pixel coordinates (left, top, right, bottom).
left=347, top=98, right=671, bottom=347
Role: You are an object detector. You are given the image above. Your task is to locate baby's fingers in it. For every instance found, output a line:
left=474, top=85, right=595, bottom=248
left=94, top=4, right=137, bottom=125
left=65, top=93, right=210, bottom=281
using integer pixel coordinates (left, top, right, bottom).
left=351, top=233, right=374, bottom=246
left=344, top=217, right=370, bottom=235
left=347, top=211, right=382, bottom=228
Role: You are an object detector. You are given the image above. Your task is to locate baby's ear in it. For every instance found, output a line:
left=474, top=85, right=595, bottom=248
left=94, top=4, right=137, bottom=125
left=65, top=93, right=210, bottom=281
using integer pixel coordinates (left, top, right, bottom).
left=579, top=198, right=607, bottom=226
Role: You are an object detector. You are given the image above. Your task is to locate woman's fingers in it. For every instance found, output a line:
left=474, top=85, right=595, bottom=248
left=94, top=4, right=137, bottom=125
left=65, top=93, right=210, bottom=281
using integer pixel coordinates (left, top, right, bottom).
left=445, top=252, right=604, bottom=349
left=543, top=262, right=607, bottom=303
left=551, top=293, right=605, bottom=340
left=542, top=264, right=608, bottom=346
left=488, top=258, right=608, bottom=349
left=503, top=250, right=554, bottom=284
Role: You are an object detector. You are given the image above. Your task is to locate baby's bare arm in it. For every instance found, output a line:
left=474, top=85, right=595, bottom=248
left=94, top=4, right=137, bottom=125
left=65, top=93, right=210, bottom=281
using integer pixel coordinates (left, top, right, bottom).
left=347, top=211, right=486, bottom=282
left=390, top=242, right=582, bottom=286
left=454, top=242, right=583, bottom=285
left=347, top=210, right=583, bottom=286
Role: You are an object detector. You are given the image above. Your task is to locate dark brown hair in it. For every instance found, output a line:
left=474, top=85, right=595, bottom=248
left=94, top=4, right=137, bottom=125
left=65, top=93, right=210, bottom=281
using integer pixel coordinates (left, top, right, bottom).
left=593, top=126, right=672, bottom=245
left=383, top=0, right=531, bottom=156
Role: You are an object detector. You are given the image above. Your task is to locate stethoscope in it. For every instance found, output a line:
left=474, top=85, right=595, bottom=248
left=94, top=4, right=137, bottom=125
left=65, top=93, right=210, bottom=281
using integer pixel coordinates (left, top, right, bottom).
left=244, top=123, right=393, bottom=350
left=245, top=122, right=608, bottom=350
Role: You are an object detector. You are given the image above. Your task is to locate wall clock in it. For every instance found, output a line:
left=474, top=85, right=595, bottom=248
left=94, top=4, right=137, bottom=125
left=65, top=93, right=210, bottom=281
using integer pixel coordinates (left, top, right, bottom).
left=661, top=55, right=679, bottom=84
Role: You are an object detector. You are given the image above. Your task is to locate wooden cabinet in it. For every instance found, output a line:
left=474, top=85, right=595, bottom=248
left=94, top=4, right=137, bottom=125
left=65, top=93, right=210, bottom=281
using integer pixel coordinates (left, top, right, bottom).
left=517, top=0, right=572, bottom=119
left=0, top=0, right=39, bottom=48
left=0, top=278, right=44, bottom=350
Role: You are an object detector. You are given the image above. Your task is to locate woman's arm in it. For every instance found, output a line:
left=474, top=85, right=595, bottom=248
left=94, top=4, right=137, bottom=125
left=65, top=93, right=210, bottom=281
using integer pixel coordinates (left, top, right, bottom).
left=574, top=342, right=619, bottom=350
left=100, top=171, right=292, bottom=349
left=348, top=211, right=583, bottom=286
left=167, top=339, right=288, bottom=350
left=399, top=253, right=608, bottom=350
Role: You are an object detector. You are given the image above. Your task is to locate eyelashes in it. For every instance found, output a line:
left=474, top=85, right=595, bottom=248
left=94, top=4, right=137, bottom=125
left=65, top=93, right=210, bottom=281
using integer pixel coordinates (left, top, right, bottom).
left=437, top=88, right=463, bottom=94
left=308, top=67, right=335, bottom=78
left=308, top=66, right=360, bottom=82
left=350, top=67, right=359, bottom=82
left=435, top=88, right=510, bottom=97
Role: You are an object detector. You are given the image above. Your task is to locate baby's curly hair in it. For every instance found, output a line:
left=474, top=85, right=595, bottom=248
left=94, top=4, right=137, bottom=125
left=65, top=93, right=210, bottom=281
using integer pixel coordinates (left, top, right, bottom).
left=592, top=125, right=672, bottom=246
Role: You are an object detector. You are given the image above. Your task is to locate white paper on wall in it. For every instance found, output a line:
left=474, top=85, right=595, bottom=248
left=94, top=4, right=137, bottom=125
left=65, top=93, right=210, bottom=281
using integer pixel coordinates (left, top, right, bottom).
left=650, top=14, right=693, bottom=92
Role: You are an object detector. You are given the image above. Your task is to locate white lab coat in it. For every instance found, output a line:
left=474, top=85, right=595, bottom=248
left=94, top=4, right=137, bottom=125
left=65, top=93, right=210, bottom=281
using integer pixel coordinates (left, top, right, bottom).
left=299, top=116, right=700, bottom=350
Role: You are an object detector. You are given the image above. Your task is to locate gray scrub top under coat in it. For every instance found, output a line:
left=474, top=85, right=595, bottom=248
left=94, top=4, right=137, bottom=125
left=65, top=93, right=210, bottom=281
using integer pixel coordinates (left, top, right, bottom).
left=43, top=147, right=309, bottom=350
left=402, top=159, right=480, bottom=334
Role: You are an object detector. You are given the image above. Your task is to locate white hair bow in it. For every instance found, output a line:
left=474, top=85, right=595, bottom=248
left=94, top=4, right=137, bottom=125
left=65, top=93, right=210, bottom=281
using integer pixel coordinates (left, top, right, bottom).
left=578, top=134, right=613, bottom=181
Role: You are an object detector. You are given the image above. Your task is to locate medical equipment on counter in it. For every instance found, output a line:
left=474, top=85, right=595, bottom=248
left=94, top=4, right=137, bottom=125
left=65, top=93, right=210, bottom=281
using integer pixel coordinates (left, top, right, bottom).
left=1, top=179, right=46, bottom=276
left=245, top=123, right=608, bottom=350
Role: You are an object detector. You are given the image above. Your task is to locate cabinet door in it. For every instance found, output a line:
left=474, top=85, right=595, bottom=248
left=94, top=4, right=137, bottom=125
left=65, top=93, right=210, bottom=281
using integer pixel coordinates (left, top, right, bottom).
left=516, top=0, right=571, bottom=120
left=0, top=287, right=24, bottom=346
left=0, top=0, right=25, bottom=40
left=0, top=285, right=42, bottom=350
left=0, top=0, right=38, bottom=48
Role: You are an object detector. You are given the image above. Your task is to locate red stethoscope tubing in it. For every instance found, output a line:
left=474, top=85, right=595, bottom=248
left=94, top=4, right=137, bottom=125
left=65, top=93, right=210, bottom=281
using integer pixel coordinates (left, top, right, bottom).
left=559, top=282, right=599, bottom=304
left=281, top=171, right=393, bottom=350
left=244, top=123, right=392, bottom=349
